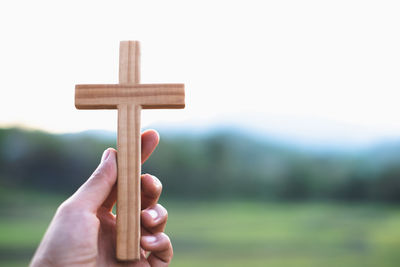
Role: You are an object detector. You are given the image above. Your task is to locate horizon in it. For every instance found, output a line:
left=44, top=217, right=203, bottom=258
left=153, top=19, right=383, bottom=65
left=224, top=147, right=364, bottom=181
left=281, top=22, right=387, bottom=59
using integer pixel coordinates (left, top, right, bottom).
left=3, top=119, right=400, bottom=152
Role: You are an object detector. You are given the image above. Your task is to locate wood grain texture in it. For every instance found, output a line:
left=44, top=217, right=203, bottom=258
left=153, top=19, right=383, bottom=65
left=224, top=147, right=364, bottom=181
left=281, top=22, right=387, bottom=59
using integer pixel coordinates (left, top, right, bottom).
left=75, top=84, right=185, bottom=109
left=117, top=104, right=141, bottom=260
left=117, top=41, right=141, bottom=261
left=119, top=41, right=140, bottom=84
left=74, top=40, right=185, bottom=261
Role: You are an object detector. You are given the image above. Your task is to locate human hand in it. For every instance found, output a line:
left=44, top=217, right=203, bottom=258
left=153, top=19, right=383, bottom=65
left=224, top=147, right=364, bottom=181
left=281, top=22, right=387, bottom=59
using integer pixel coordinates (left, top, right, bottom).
left=30, top=130, right=172, bottom=267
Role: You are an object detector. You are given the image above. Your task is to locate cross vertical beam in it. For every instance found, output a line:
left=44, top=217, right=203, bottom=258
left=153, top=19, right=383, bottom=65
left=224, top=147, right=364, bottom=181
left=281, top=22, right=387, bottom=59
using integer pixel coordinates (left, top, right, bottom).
left=117, top=41, right=141, bottom=260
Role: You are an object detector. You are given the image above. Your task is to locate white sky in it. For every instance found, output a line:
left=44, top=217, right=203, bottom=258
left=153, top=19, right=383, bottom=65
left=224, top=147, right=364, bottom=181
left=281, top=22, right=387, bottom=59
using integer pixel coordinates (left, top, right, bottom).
left=0, top=0, right=399, bottom=145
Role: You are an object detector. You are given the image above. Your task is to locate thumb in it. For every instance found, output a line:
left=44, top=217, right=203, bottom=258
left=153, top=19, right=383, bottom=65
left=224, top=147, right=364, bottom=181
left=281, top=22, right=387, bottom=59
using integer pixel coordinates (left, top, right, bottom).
left=70, top=148, right=117, bottom=212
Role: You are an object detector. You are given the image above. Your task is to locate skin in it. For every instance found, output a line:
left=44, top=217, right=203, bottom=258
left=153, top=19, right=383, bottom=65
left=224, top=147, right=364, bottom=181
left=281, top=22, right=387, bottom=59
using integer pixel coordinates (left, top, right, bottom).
left=30, top=130, right=173, bottom=267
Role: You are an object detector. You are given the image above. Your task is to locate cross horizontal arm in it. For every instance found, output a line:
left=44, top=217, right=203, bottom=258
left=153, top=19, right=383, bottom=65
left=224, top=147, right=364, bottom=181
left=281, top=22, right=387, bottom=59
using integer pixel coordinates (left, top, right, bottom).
left=75, top=84, right=185, bottom=109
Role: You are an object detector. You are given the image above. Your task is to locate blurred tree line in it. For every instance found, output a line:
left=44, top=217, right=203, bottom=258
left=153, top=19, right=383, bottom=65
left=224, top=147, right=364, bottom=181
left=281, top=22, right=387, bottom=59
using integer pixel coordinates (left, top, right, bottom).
left=1, top=127, right=400, bottom=202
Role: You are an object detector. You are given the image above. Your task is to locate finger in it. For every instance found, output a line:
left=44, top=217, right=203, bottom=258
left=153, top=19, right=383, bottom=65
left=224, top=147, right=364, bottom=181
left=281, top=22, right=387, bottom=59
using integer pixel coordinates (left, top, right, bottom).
left=141, top=129, right=159, bottom=164
left=101, top=130, right=160, bottom=211
left=101, top=183, right=117, bottom=212
left=141, top=233, right=173, bottom=266
left=141, top=174, right=162, bottom=210
left=69, top=148, right=117, bottom=212
left=141, top=204, right=168, bottom=234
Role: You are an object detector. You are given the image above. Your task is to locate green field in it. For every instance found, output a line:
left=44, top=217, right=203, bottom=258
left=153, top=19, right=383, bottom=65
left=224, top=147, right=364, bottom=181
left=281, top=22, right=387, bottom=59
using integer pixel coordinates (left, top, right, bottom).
left=1, top=190, right=400, bottom=266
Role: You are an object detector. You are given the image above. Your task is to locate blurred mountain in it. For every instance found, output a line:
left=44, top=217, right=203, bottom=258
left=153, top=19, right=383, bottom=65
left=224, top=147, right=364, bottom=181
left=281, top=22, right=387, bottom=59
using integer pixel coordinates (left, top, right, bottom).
left=1, top=126, right=400, bottom=202
left=152, top=114, right=400, bottom=151
left=60, top=129, right=116, bottom=141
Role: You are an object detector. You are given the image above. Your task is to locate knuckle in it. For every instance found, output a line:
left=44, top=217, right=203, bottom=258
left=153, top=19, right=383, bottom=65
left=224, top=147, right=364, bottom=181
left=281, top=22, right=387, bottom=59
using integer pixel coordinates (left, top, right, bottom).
left=156, top=204, right=168, bottom=219
left=161, top=232, right=171, bottom=243
left=160, top=233, right=173, bottom=262
left=90, top=163, right=116, bottom=188
left=142, top=173, right=152, bottom=180
left=56, top=199, right=77, bottom=216
left=152, top=175, right=163, bottom=190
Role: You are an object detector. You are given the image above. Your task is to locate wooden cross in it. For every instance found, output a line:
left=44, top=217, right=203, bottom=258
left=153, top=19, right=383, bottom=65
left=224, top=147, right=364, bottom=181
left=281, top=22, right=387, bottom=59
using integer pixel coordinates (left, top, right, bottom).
left=75, top=41, right=185, bottom=261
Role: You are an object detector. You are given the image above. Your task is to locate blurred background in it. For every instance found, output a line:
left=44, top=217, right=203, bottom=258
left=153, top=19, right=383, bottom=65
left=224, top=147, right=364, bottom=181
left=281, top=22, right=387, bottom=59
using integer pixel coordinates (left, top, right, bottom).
left=1, top=1, right=400, bottom=266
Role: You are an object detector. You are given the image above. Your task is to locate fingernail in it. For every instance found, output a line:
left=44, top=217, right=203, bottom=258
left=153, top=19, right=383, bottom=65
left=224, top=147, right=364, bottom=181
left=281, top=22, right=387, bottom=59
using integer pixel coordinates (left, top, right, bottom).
left=101, top=149, right=110, bottom=162
left=142, top=235, right=157, bottom=244
left=147, top=209, right=158, bottom=220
